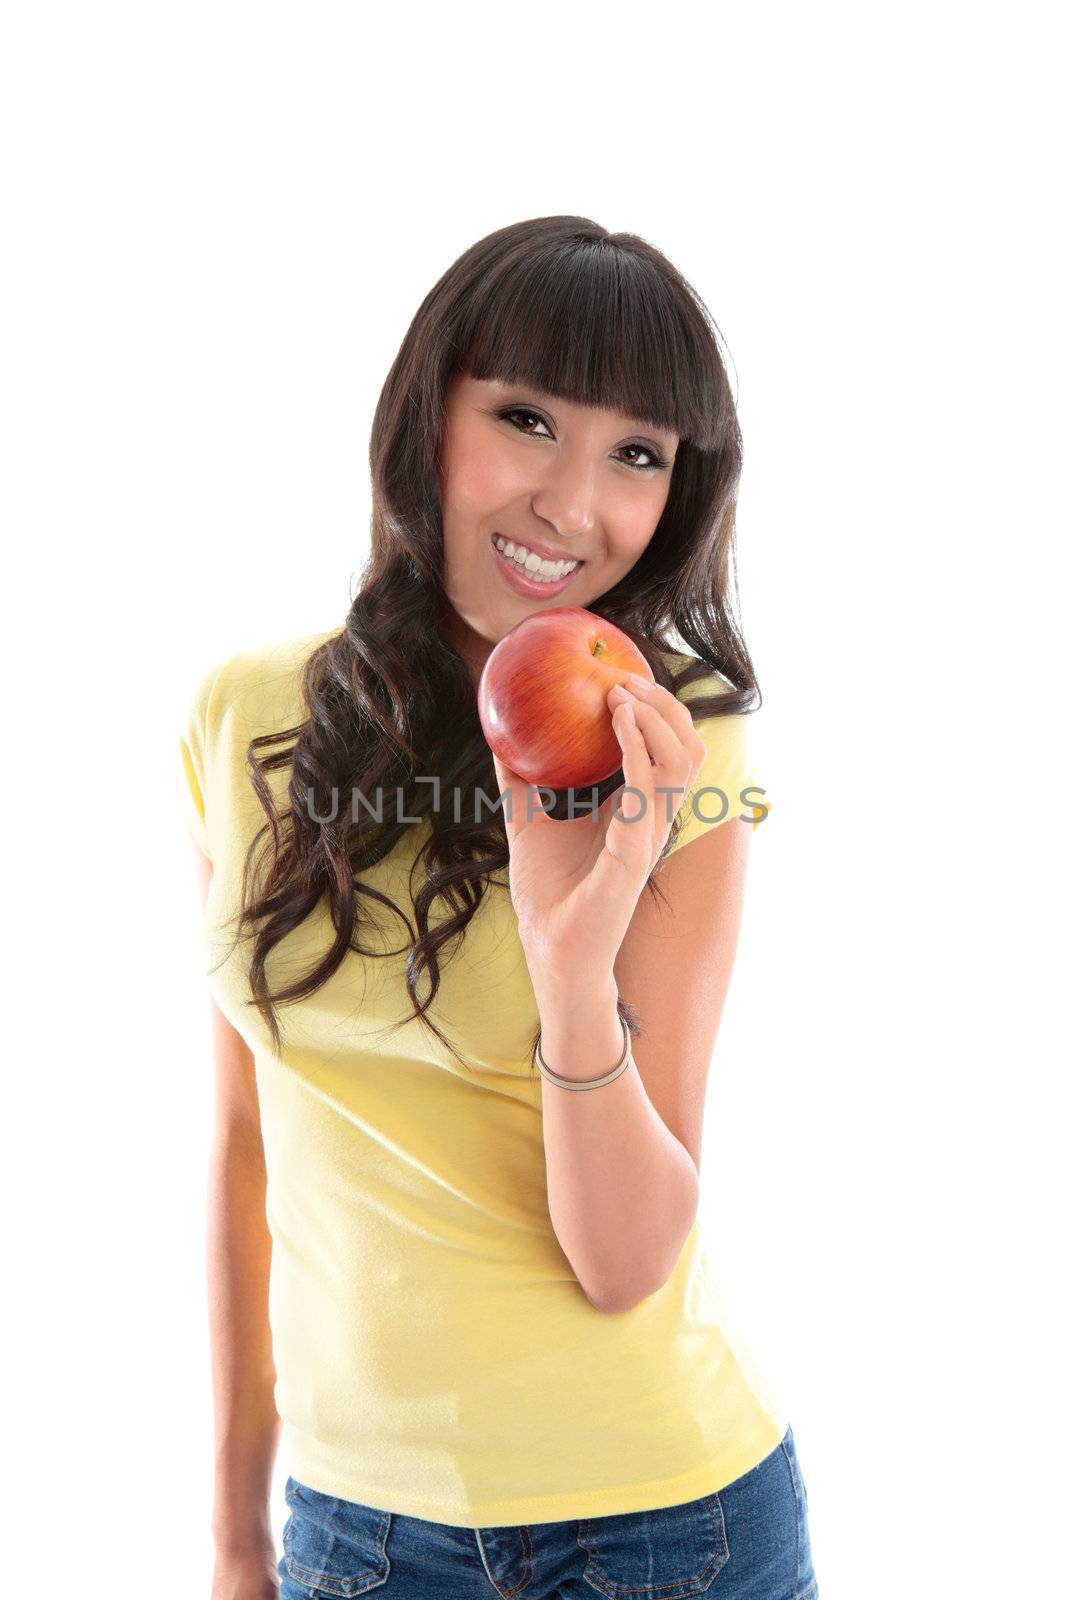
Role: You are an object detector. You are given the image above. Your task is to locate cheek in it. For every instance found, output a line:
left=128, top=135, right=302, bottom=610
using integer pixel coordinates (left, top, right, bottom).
left=441, top=436, right=517, bottom=519
left=609, top=516, right=660, bottom=567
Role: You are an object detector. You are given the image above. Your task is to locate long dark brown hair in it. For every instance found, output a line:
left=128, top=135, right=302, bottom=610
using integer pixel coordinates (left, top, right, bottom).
left=217, top=215, right=760, bottom=1074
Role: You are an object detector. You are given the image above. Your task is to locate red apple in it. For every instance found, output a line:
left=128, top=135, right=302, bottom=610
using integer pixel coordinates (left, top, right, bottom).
left=476, top=606, right=656, bottom=789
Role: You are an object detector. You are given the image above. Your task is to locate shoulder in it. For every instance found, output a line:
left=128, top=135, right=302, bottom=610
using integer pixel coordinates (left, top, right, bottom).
left=661, top=649, right=735, bottom=707
left=176, top=625, right=342, bottom=863
left=186, top=624, right=343, bottom=744
left=660, top=652, right=750, bottom=764
left=659, top=652, right=760, bottom=851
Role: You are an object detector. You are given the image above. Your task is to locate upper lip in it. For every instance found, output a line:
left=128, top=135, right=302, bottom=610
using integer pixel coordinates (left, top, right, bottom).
left=493, top=532, right=585, bottom=566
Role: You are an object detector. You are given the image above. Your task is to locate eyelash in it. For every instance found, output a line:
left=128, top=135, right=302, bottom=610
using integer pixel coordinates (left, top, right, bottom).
left=495, top=407, right=668, bottom=474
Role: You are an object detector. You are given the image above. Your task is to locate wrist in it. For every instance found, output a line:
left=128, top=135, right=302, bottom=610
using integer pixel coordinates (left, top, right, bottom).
left=526, top=959, right=618, bottom=1013
left=212, top=1511, right=274, bottom=1560
left=531, top=971, right=625, bottom=1086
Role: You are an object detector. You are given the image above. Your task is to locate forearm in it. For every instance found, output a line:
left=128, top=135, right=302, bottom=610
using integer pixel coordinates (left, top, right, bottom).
left=532, top=970, right=700, bottom=1313
left=207, top=1133, right=281, bottom=1555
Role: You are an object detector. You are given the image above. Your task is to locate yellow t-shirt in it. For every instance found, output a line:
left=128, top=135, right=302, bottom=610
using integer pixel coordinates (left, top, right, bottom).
left=175, top=625, right=787, bottom=1528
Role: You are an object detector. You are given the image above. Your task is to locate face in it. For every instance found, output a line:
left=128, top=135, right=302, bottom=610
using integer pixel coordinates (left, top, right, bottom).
left=436, top=373, right=679, bottom=680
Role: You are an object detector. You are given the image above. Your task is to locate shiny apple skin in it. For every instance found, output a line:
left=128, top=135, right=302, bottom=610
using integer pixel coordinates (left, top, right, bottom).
left=476, top=606, right=656, bottom=789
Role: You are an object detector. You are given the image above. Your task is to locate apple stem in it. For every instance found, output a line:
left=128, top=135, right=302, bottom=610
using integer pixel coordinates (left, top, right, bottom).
left=591, top=639, right=607, bottom=659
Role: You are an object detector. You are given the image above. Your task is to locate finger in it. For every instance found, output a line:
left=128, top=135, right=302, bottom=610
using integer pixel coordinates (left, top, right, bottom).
left=608, top=699, right=655, bottom=839
left=623, top=678, right=705, bottom=769
left=610, top=687, right=691, bottom=778
left=491, top=751, right=547, bottom=835
left=609, top=692, right=691, bottom=844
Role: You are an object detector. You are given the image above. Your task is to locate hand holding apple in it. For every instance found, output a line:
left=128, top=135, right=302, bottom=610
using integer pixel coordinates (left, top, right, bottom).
left=486, top=649, right=708, bottom=985
left=477, top=606, right=657, bottom=789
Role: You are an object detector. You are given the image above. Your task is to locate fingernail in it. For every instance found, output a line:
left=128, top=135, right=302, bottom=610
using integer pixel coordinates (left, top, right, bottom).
left=626, top=674, right=653, bottom=692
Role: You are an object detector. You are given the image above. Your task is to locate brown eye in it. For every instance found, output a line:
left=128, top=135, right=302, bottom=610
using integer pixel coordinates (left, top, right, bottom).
left=619, top=443, right=666, bottom=472
left=498, top=408, right=552, bottom=438
left=496, top=409, right=668, bottom=474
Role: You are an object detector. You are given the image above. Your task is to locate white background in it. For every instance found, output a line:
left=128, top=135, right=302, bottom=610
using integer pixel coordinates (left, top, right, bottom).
left=3, top=4, right=1063, bottom=1595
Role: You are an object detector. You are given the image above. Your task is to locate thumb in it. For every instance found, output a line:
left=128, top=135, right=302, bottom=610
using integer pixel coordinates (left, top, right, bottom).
left=491, top=751, right=548, bottom=836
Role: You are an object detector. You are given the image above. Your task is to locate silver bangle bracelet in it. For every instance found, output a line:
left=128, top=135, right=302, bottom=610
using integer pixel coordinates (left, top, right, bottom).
left=535, top=1015, right=632, bottom=1091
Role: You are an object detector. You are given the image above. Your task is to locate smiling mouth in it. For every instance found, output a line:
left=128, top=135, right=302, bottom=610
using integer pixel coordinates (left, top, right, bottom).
left=491, top=532, right=584, bottom=583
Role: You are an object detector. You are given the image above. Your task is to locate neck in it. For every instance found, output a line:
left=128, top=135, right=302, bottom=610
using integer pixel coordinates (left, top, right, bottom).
left=443, top=605, right=493, bottom=686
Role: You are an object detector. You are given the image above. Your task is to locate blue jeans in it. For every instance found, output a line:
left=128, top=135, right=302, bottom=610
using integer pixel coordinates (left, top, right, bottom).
left=277, top=1424, right=818, bottom=1599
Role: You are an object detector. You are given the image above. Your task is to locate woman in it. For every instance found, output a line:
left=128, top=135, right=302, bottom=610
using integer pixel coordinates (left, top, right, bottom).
left=179, top=215, right=818, bottom=1600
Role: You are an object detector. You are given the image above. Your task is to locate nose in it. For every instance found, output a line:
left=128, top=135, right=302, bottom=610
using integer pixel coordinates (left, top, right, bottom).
left=529, top=452, right=597, bottom=542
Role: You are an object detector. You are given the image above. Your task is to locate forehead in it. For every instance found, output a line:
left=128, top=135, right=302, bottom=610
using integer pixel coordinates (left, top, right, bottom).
left=464, top=375, right=677, bottom=440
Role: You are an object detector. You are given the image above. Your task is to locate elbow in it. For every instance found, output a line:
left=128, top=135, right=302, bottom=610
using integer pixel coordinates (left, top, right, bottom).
left=577, top=1192, right=700, bottom=1314
left=582, top=1281, right=652, bottom=1315
left=579, top=1260, right=676, bottom=1316
left=585, top=1273, right=668, bottom=1312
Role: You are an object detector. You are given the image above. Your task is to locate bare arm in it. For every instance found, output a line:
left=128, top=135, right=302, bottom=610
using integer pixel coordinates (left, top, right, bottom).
left=192, top=844, right=281, bottom=1568
left=536, top=973, right=700, bottom=1313
left=533, top=818, right=750, bottom=1314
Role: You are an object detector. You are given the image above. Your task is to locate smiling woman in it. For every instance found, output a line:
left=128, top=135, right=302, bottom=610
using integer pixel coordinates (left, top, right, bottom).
left=177, top=214, right=818, bottom=1598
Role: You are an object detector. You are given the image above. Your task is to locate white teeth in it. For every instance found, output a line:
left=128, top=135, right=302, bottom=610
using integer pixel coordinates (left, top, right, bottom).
left=492, top=534, right=579, bottom=583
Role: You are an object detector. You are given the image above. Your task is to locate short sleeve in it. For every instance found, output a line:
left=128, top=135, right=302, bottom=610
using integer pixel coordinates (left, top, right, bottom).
left=175, top=661, right=218, bottom=862
left=666, top=675, right=765, bottom=854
